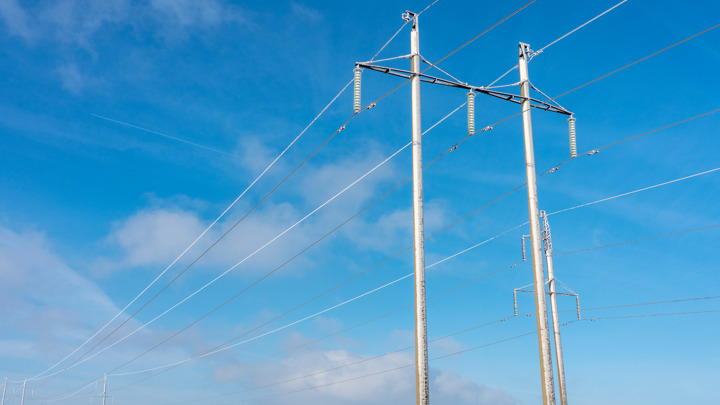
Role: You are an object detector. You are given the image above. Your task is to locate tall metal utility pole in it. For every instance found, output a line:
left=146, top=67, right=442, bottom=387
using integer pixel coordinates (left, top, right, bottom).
left=541, top=210, right=568, bottom=405
left=1, top=377, right=7, bottom=405
left=20, top=379, right=27, bottom=405
left=102, top=374, right=108, bottom=405
left=356, top=23, right=572, bottom=405
left=518, top=42, right=556, bottom=405
left=406, top=10, right=430, bottom=405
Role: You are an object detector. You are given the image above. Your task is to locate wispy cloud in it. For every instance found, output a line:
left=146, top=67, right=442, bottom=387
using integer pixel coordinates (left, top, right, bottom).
left=0, top=0, right=34, bottom=40
left=0, top=225, right=119, bottom=360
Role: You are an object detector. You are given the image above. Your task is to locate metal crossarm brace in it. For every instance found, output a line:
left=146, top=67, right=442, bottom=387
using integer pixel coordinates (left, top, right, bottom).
left=355, top=62, right=572, bottom=116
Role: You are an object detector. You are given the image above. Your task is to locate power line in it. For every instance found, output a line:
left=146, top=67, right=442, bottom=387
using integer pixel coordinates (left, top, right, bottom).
left=486, top=0, right=628, bottom=87
left=28, top=29, right=424, bottom=392
left=427, top=0, right=537, bottom=69
left=27, top=79, right=357, bottom=384
left=487, top=22, right=720, bottom=129
left=89, top=106, right=463, bottom=374
left=580, top=296, right=720, bottom=312
left=209, top=308, right=718, bottom=404
left=554, top=22, right=720, bottom=99
left=542, top=109, right=720, bottom=176
left=577, top=310, right=720, bottom=322
left=109, top=151, right=720, bottom=383
left=552, top=224, right=720, bottom=256
left=236, top=262, right=524, bottom=369
left=32, top=3, right=718, bottom=396
left=103, top=113, right=720, bottom=389
left=532, top=0, right=628, bottom=56
left=211, top=331, right=538, bottom=404
left=107, top=233, right=523, bottom=388
left=546, top=166, right=720, bottom=216
left=102, top=94, right=720, bottom=398
left=160, top=314, right=525, bottom=405
left=37, top=101, right=482, bottom=400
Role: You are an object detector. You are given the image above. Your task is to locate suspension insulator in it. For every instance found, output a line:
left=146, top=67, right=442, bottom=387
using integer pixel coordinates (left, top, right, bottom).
left=353, top=67, right=362, bottom=113
left=568, top=116, right=577, bottom=158
left=467, top=91, right=476, bottom=135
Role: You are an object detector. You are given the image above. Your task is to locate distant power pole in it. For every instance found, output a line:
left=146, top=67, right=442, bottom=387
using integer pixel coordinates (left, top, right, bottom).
left=518, top=42, right=556, bottom=405
left=102, top=374, right=108, bottom=405
left=20, top=379, right=27, bottom=405
left=1, top=377, right=7, bottom=405
left=541, top=210, right=568, bottom=405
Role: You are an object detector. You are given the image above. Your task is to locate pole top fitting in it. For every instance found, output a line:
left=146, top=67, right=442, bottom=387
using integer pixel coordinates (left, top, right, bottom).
left=518, top=42, right=532, bottom=59
left=402, top=11, right=416, bottom=21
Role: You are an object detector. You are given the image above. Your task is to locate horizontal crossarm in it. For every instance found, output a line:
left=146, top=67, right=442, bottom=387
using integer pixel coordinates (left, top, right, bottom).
left=356, top=62, right=572, bottom=116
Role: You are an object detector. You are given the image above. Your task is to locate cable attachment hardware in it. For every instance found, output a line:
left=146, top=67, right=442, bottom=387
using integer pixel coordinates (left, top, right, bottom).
left=401, top=11, right=415, bottom=21
left=588, top=149, right=599, bottom=155
left=353, top=67, right=362, bottom=113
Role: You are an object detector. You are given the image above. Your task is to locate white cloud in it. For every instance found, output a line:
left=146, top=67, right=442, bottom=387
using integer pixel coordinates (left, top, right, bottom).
left=432, top=369, right=517, bottom=405
left=39, top=0, right=130, bottom=47
left=290, top=2, right=322, bottom=22
left=0, top=0, right=33, bottom=40
left=56, top=63, right=100, bottom=94
left=0, top=225, right=119, bottom=361
left=107, top=207, right=207, bottom=268
left=149, top=0, right=246, bottom=28
left=298, top=146, right=399, bottom=209
left=210, top=342, right=517, bottom=405
left=95, top=197, right=318, bottom=278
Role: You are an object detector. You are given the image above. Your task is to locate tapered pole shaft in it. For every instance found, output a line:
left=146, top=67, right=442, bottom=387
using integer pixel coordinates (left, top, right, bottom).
left=102, top=374, right=107, bottom=405
left=1, top=377, right=7, bottom=405
left=541, top=211, right=568, bottom=405
left=518, top=42, right=556, bottom=405
left=20, top=379, right=26, bottom=405
left=409, top=11, right=429, bottom=405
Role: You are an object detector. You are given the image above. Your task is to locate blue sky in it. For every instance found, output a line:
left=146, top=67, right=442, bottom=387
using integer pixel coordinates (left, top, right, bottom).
left=1, top=0, right=719, bottom=404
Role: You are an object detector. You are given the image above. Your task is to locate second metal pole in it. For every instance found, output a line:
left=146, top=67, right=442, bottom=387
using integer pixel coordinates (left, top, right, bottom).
left=541, top=211, right=568, bottom=405
left=20, top=379, right=26, bottom=405
left=518, top=42, right=556, bottom=405
left=409, top=10, right=430, bottom=405
left=102, top=374, right=107, bottom=405
left=1, top=377, right=7, bottom=405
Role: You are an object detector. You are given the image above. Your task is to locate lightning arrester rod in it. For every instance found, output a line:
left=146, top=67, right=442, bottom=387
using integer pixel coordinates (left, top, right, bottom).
left=519, top=42, right=556, bottom=405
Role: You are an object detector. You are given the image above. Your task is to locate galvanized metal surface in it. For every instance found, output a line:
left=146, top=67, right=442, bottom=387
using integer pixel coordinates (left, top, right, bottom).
left=542, top=211, right=568, bottom=405
left=408, top=11, right=430, bottom=405
left=519, top=42, right=556, bottom=405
